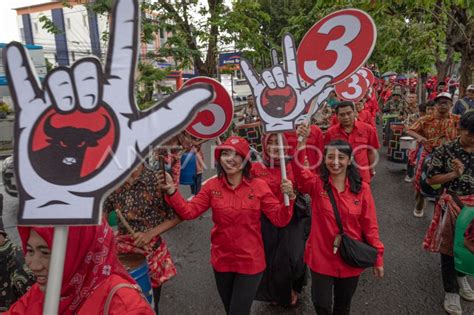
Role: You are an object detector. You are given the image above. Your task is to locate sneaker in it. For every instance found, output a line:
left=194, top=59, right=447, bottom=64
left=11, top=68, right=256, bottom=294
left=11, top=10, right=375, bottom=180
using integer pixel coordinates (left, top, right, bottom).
left=443, top=293, right=462, bottom=315
left=413, top=208, right=424, bottom=217
left=458, top=276, right=474, bottom=301
left=404, top=175, right=414, bottom=183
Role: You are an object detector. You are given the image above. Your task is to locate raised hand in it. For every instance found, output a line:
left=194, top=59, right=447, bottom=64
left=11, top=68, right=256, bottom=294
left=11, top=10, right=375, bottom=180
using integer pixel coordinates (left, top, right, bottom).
left=240, top=34, right=332, bottom=132
left=3, top=0, right=213, bottom=224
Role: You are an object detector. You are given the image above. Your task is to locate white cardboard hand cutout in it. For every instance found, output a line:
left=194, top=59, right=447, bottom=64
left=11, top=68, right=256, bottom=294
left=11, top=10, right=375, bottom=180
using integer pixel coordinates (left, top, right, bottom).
left=3, top=0, right=213, bottom=225
left=240, top=34, right=332, bottom=132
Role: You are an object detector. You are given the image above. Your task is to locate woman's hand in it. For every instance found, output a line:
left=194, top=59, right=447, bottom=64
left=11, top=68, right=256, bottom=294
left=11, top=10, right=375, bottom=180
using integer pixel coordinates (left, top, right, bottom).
left=296, top=124, right=310, bottom=144
left=157, top=171, right=176, bottom=195
left=281, top=179, right=296, bottom=200
left=373, top=266, right=384, bottom=278
left=133, top=230, right=155, bottom=248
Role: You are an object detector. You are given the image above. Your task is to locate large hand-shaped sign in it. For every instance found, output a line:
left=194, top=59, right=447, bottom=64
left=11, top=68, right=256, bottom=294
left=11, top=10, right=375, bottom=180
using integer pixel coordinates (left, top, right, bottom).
left=240, top=34, right=332, bottom=132
left=3, top=0, right=213, bottom=225
left=297, top=9, right=376, bottom=84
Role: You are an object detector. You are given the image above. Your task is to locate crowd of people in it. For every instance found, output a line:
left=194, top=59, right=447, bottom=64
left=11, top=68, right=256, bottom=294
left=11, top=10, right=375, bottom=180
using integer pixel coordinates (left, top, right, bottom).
left=0, top=74, right=473, bottom=315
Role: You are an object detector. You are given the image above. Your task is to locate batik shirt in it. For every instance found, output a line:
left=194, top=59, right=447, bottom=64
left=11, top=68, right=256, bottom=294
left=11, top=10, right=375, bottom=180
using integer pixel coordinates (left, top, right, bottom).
left=428, top=138, right=474, bottom=197
left=408, top=114, right=459, bottom=153
left=0, top=238, right=35, bottom=311
left=104, top=169, right=177, bottom=235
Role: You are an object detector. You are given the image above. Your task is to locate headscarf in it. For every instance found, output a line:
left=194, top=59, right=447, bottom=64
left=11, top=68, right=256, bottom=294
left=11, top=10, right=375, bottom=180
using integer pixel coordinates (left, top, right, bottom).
left=261, top=133, right=289, bottom=167
left=18, top=220, right=134, bottom=314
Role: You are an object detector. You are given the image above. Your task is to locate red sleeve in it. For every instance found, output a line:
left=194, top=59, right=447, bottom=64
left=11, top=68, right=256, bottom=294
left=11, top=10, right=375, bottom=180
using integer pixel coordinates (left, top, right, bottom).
left=311, top=125, right=325, bottom=156
left=165, top=181, right=212, bottom=220
left=367, top=125, right=380, bottom=149
left=3, top=286, right=37, bottom=314
left=359, top=185, right=384, bottom=267
left=290, top=150, right=319, bottom=195
left=259, top=180, right=294, bottom=227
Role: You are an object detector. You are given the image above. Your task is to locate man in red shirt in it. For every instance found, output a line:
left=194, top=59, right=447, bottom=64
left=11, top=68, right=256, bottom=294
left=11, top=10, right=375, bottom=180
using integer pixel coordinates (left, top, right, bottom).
left=324, top=102, right=380, bottom=183
left=356, top=98, right=375, bottom=126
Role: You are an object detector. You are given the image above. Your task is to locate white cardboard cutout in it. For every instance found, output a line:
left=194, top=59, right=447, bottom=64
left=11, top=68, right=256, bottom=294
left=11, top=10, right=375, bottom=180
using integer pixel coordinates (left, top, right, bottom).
left=3, top=0, right=213, bottom=225
left=240, top=34, right=332, bottom=133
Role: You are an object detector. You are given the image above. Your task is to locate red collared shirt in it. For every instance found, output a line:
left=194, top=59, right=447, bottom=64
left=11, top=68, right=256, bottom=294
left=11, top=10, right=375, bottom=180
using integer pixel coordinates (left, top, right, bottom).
left=285, top=125, right=324, bottom=170
left=294, top=166, right=384, bottom=278
left=165, top=176, right=294, bottom=274
left=251, top=162, right=295, bottom=200
left=324, top=120, right=380, bottom=183
left=357, top=109, right=375, bottom=126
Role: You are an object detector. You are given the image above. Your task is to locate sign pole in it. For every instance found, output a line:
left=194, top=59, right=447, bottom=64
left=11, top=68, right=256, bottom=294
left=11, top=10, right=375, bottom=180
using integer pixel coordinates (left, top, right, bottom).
left=43, top=225, right=69, bottom=314
left=277, top=133, right=290, bottom=206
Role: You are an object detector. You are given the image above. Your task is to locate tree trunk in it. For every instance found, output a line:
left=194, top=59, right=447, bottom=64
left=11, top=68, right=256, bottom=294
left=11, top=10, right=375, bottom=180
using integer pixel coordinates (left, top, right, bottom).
left=435, top=46, right=454, bottom=81
left=459, top=47, right=473, bottom=97
left=203, top=0, right=222, bottom=77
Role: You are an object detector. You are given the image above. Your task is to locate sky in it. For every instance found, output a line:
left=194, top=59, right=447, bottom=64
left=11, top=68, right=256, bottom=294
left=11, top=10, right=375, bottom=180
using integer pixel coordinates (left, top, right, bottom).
left=0, top=0, right=49, bottom=43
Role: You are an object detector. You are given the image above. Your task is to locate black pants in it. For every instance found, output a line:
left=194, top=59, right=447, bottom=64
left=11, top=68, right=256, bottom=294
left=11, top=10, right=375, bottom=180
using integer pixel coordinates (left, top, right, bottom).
left=153, top=286, right=161, bottom=314
left=190, top=173, right=202, bottom=195
left=213, top=270, right=263, bottom=315
left=311, top=271, right=359, bottom=315
left=441, top=253, right=465, bottom=293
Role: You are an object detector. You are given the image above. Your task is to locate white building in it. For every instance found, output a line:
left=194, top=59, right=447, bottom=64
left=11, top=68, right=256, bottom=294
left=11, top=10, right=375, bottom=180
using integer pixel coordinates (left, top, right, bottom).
left=14, top=0, right=171, bottom=66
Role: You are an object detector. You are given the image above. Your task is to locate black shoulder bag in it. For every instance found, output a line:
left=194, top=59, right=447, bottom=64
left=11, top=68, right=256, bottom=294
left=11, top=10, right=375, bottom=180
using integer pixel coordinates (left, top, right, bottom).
left=327, top=188, right=377, bottom=269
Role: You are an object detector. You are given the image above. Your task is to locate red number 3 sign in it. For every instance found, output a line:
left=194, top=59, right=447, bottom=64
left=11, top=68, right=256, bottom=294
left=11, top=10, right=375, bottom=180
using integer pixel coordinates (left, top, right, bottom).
left=334, top=72, right=368, bottom=102
left=297, top=9, right=376, bottom=84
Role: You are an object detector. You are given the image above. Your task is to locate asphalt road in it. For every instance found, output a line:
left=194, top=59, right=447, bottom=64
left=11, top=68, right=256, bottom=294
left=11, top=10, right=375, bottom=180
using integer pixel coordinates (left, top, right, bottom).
left=1, top=136, right=473, bottom=314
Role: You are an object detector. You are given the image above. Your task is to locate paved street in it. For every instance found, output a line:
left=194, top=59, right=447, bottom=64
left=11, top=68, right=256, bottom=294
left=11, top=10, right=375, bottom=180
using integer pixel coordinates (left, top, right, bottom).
left=1, top=136, right=473, bottom=314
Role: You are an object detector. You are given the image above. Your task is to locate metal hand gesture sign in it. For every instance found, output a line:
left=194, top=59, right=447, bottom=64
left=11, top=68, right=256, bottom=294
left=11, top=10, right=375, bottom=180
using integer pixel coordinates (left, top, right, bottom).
left=240, top=34, right=332, bottom=132
left=3, top=0, right=213, bottom=225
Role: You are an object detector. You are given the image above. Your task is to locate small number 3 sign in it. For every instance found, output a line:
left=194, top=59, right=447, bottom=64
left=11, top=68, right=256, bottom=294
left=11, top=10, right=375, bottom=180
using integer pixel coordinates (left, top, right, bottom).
left=297, top=9, right=376, bottom=85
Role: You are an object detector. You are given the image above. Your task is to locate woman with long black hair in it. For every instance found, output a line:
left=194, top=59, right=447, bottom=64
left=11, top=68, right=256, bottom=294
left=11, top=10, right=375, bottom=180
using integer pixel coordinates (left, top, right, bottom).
left=158, top=136, right=295, bottom=315
left=295, top=126, right=384, bottom=315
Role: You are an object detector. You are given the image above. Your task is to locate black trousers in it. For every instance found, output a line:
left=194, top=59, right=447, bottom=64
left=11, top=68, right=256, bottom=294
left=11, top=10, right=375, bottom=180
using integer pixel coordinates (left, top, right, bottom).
left=213, top=270, right=263, bottom=315
left=441, top=253, right=465, bottom=293
left=311, top=271, right=359, bottom=315
left=153, top=286, right=161, bottom=314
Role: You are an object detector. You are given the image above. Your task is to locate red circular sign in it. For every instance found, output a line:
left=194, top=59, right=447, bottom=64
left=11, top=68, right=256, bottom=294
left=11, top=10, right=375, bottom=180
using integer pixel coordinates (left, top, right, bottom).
left=357, top=67, right=375, bottom=87
left=334, top=72, right=368, bottom=102
left=183, top=77, right=233, bottom=139
left=297, top=9, right=376, bottom=84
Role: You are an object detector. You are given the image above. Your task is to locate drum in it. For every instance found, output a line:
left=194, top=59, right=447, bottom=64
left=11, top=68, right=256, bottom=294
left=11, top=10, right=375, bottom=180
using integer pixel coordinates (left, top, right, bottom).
left=119, top=253, right=154, bottom=304
left=235, top=122, right=263, bottom=152
left=382, top=114, right=398, bottom=146
left=387, top=122, right=407, bottom=163
left=179, top=152, right=196, bottom=185
left=400, top=136, right=417, bottom=150
left=419, top=154, right=441, bottom=198
left=454, top=206, right=474, bottom=276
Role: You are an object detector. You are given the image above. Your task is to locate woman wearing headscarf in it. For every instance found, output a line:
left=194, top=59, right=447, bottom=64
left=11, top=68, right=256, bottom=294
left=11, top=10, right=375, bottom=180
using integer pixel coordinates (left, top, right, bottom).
left=4, top=220, right=154, bottom=314
left=251, top=133, right=309, bottom=307
left=158, top=136, right=295, bottom=315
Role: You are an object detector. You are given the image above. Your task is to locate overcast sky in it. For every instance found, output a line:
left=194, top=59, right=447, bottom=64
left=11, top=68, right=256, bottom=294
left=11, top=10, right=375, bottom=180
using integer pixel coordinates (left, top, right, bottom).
left=0, top=0, right=46, bottom=43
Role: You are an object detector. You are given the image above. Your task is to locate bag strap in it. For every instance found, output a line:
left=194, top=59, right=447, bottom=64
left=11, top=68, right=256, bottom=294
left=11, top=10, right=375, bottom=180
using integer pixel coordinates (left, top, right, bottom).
left=104, top=283, right=141, bottom=315
left=326, top=187, right=344, bottom=235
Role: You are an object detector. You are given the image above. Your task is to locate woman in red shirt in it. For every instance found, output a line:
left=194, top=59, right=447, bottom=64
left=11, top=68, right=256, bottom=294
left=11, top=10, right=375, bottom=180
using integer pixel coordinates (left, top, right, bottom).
left=251, top=133, right=310, bottom=306
left=296, top=126, right=384, bottom=315
left=5, top=220, right=154, bottom=314
left=158, top=136, right=295, bottom=315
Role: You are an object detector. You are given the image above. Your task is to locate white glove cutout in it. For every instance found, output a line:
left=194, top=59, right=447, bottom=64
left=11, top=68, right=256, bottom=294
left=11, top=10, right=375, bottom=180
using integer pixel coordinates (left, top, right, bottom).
left=240, top=34, right=333, bottom=132
left=3, top=0, right=213, bottom=224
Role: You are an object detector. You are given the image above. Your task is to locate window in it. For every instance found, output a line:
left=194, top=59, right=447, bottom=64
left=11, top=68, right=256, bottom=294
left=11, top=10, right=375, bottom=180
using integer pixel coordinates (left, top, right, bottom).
left=66, top=18, right=71, bottom=30
left=34, top=22, right=38, bottom=33
left=83, top=15, right=88, bottom=27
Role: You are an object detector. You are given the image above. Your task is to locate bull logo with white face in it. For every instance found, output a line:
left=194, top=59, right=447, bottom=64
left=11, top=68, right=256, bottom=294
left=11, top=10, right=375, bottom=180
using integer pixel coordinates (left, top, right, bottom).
left=3, top=0, right=214, bottom=225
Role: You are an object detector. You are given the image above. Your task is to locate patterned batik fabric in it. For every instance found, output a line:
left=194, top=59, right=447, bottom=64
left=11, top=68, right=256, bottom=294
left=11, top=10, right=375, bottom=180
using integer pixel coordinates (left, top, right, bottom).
left=423, top=193, right=474, bottom=255
left=0, top=238, right=35, bottom=311
left=103, top=168, right=177, bottom=235
left=115, top=234, right=177, bottom=288
left=408, top=114, right=459, bottom=153
left=428, top=138, right=474, bottom=197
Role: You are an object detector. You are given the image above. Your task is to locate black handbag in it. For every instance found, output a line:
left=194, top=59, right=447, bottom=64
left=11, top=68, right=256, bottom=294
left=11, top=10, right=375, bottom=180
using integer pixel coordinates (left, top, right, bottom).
left=294, top=192, right=311, bottom=218
left=326, top=188, right=377, bottom=269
